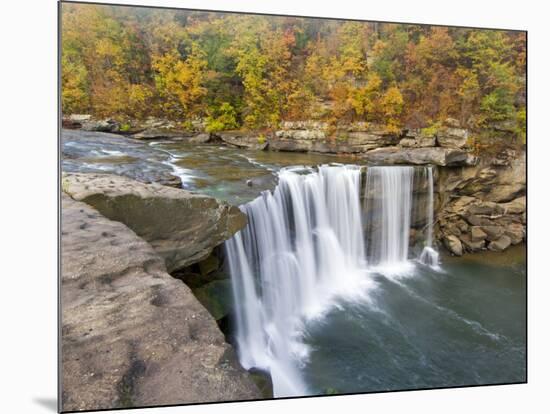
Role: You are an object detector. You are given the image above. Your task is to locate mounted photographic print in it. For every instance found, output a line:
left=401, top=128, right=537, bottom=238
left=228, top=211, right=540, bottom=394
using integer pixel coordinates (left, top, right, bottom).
left=59, top=1, right=526, bottom=412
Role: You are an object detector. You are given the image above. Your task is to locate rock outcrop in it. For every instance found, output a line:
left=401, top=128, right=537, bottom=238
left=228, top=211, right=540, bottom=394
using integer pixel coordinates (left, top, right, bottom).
left=436, top=118, right=469, bottom=149
left=362, top=146, right=474, bottom=166
left=436, top=152, right=526, bottom=254
left=82, top=118, right=121, bottom=133
left=398, top=129, right=436, bottom=148
left=271, top=122, right=400, bottom=153
left=61, top=194, right=259, bottom=411
left=62, top=172, right=247, bottom=272
left=214, top=131, right=268, bottom=150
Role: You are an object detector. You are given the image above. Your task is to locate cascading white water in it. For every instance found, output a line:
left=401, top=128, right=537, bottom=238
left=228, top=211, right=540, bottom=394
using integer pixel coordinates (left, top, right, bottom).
left=225, top=165, right=370, bottom=397
left=364, top=166, right=414, bottom=274
left=225, top=164, right=439, bottom=397
left=419, top=167, right=440, bottom=268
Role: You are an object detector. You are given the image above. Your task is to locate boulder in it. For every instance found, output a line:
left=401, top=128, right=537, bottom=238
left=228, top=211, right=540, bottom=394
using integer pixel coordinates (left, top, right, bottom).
left=488, top=234, right=512, bottom=251
left=69, top=114, right=93, bottom=123
left=362, top=147, right=470, bottom=166
left=463, top=214, right=493, bottom=227
left=132, top=128, right=195, bottom=140
left=82, top=119, right=120, bottom=133
left=62, top=172, right=247, bottom=272
left=188, top=133, right=211, bottom=144
left=61, top=194, right=259, bottom=412
left=471, top=226, right=488, bottom=242
left=443, top=222, right=463, bottom=237
left=436, top=127, right=468, bottom=149
left=216, top=131, right=268, bottom=150
left=63, top=114, right=93, bottom=129
left=485, top=154, right=526, bottom=202
left=466, top=201, right=505, bottom=216
left=501, top=196, right=526, bottom=214
left=443, top=234, right=463, bottom=256
left=480, top=225, right=505, bottom=241
left=460, top=234, right=485, bottom=252
left=275, top=129, right=326, bottom=140
left=399, top=130, right=436, bottom=148
left=504, top=223, right=525, bottom=245
left=280, top=120, right=327, bottom=130
left=436, top=119, right=468, bottom=148
left=444, top=118, right=461, bottom=128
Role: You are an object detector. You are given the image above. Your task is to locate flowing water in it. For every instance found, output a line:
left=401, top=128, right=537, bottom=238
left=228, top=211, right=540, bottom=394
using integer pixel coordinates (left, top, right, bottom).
left=62, top=129, right=355, bottom=204
left=225, top=165, right=525, bottom=397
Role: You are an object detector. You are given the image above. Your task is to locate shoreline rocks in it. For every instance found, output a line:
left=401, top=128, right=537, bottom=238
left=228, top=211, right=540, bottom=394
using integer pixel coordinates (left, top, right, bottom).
left=61, top=194, right=260, bottom=412
left=436, top=153, right=526, bottom=254
left=213, top=131, right=268, bottom=150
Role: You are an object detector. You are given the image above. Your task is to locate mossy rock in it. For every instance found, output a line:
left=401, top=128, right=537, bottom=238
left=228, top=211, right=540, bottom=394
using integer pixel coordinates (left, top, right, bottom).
left=193, top=279, right=234, bottom=320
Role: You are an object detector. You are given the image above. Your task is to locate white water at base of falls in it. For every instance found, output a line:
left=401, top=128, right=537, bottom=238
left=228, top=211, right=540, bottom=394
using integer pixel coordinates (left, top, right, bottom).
left=418, top=167, right=441, bottom=270
left=225, top=164, right=439, bottom=397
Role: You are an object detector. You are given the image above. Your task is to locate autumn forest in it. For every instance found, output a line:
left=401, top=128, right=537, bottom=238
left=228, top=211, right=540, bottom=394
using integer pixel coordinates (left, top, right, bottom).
left=61, top=3, right=526, bottom=144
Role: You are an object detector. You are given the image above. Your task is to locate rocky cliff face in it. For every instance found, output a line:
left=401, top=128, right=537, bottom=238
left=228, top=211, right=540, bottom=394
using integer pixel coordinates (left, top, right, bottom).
left=435, top=152, right=526, bottom=255
left=61, top=194, right=260, bottom=412
left=62, top=172, right=247, bottom=272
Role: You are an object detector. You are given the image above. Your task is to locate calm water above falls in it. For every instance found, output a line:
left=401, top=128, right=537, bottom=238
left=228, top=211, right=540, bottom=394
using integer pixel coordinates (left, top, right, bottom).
left=61, top=129, right=355, bottom=205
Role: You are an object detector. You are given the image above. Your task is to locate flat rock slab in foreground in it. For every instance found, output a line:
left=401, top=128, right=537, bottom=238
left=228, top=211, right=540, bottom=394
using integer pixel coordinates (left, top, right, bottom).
left=62, top=172, right=247, bottom=272
left=61, top=194, right=259, bottom=411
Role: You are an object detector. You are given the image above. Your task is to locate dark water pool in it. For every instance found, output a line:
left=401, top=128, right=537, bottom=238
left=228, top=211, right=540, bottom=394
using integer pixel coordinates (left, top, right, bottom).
left=300, top=246, right=526, bottom=394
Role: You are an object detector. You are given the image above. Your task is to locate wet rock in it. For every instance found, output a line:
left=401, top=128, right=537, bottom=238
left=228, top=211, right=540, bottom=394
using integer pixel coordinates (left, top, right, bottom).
left=443, top=234, right=463, bottom=256
left=62, top=172, right=247, bottom=272
left=488, top=234, right=512, bottom=251
left=198, top=254, right=220, bottom=277
left=60, top=194, right=259, bottom=412
left=193, top=279, right=234, bottom=321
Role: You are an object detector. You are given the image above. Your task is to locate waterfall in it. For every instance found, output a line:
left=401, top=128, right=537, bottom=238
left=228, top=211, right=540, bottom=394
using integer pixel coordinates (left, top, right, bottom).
left=418, top=167, right=440, bottom=269
left=225, top=164, right=438, bottom=397
left=364, top=166, right=414, bottom=274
